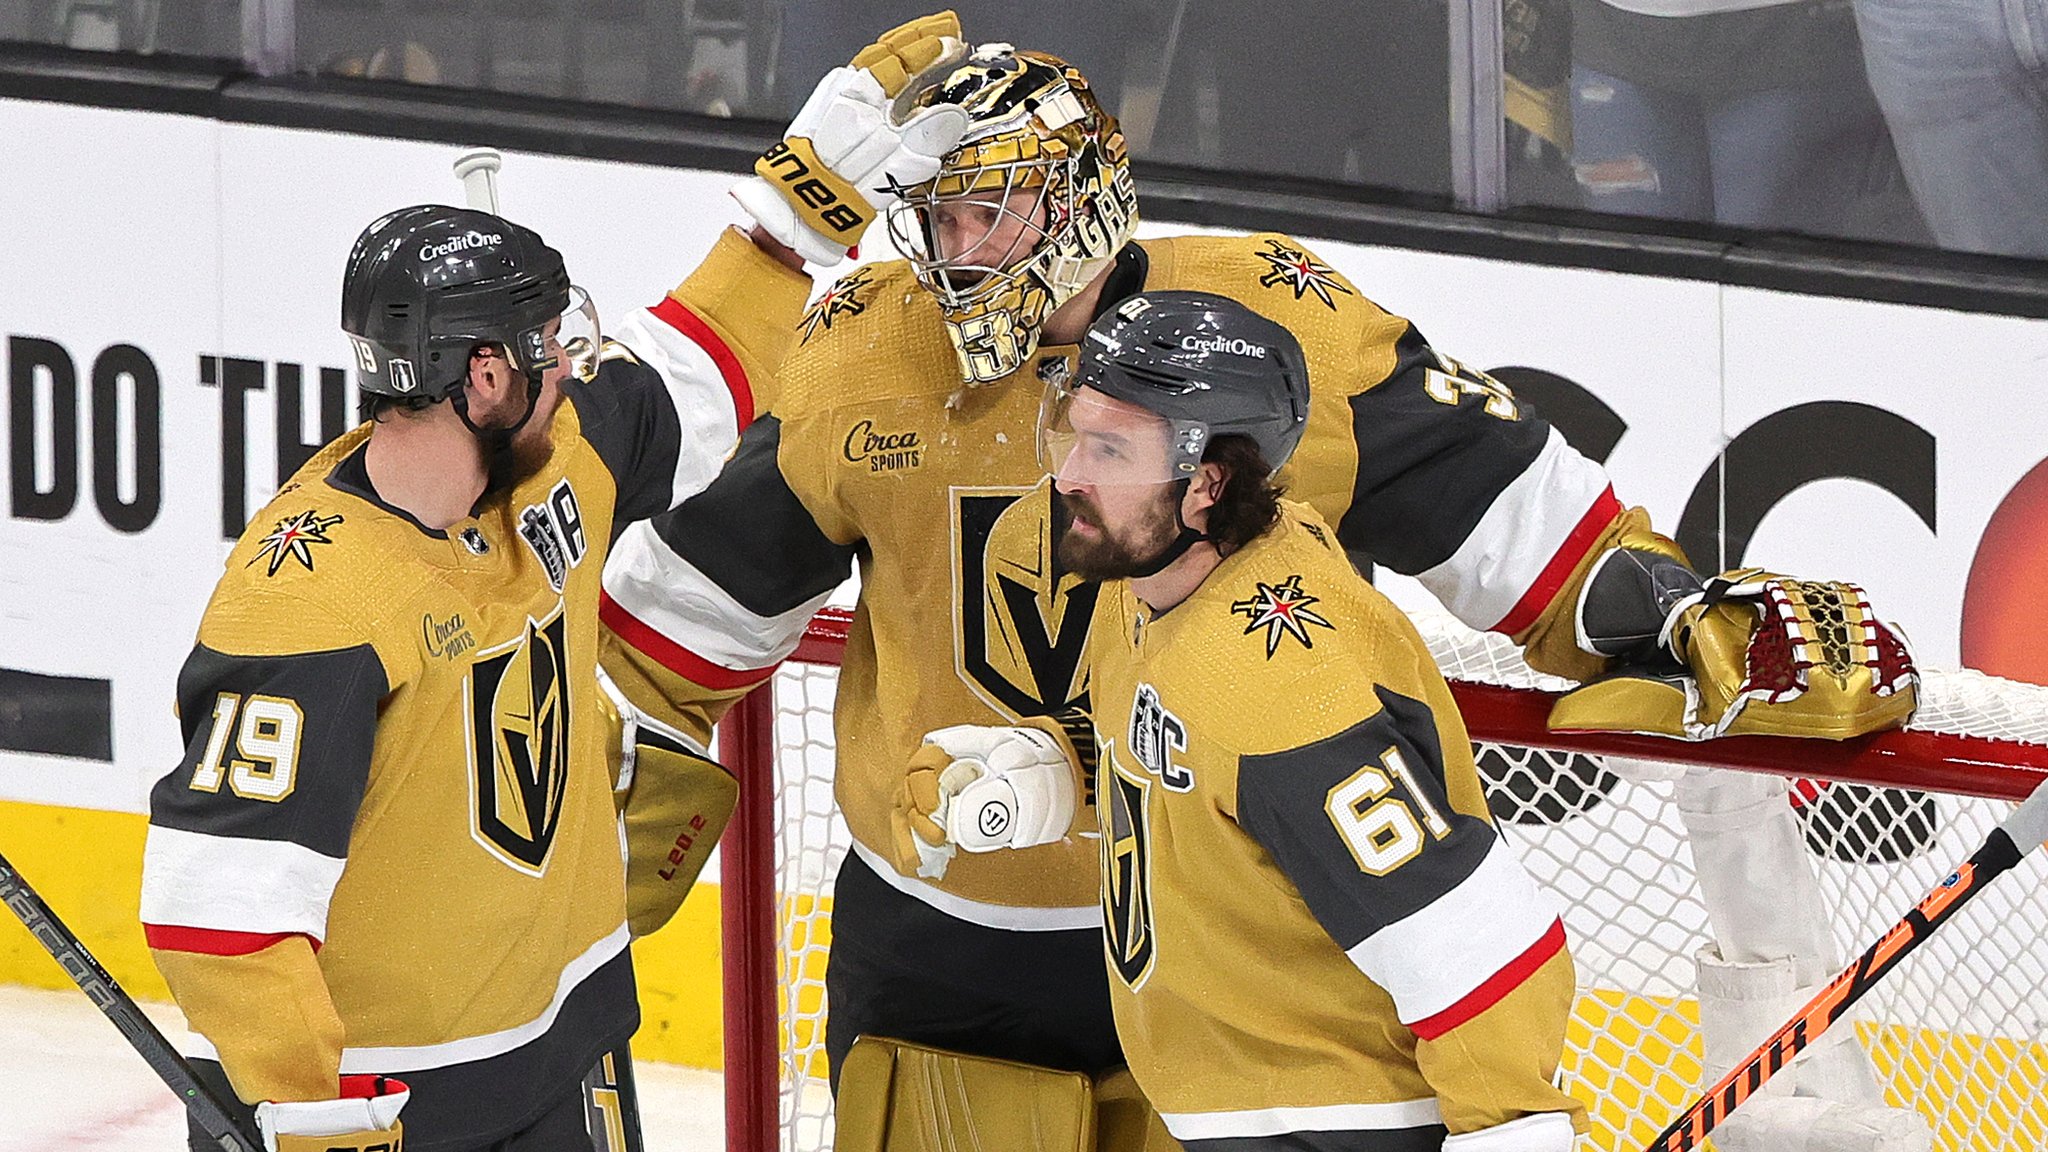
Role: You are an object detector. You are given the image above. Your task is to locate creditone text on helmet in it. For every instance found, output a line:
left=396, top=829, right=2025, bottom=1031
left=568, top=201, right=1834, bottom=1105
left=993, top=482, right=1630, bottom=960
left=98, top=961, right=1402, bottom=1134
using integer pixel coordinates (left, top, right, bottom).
left=419, top=231, right=504, bottom=261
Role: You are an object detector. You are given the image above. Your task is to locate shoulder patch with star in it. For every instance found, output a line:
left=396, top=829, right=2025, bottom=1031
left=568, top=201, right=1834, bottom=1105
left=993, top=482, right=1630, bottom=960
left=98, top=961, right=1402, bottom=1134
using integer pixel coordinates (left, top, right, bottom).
left=1231, top=574, right=1336, bottom=657
left=799, top=267, right=874, bottom=344
left=248, top=510, right=344, bottom=576
left=1253, top=238, right=1354, bottom=310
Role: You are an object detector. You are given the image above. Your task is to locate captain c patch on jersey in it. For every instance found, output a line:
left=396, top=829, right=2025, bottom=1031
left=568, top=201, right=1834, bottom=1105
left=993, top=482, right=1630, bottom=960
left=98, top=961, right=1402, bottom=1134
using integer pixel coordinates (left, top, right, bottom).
left=1232, top=574, right=1335, bottom=657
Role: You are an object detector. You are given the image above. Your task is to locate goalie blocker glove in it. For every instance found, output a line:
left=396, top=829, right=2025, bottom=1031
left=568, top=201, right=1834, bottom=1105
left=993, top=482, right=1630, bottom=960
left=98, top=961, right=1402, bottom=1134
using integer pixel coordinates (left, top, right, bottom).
left=1557, top=548, right=1918, bottom=741
left=731, top=12, right=969, bottom=266
left=892, top=724, right=1077, bottom=880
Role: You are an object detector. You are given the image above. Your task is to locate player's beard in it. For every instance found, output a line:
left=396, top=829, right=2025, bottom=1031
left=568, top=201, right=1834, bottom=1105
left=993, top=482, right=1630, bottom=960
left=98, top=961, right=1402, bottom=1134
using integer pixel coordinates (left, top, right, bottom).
left=483, top=424, right=551, bottom=493
left=1056, top=485, right=1182, bottom=581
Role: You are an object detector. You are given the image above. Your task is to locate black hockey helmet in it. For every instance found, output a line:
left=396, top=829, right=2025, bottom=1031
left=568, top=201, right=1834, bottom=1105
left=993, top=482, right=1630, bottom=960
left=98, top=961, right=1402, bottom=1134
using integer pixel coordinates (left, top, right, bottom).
left=341, top=205, right=588, bottom=401
left=1039, top=291, right=1310, bottom=485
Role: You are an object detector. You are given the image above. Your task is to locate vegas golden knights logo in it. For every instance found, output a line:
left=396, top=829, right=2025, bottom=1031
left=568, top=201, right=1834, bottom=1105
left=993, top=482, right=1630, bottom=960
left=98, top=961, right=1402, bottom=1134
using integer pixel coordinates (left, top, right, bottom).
left=952, top=482, right=1097, bottom=721
left=468, top=604, right=571, bottom=876
left=1101, top=741, right=1156, bottom=989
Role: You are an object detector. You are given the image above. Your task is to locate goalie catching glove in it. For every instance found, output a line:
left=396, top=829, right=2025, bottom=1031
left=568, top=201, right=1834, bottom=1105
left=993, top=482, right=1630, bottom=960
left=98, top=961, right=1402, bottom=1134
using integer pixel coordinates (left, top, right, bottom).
left=891, top=725, right=1077, bottom=880
left=732, top=11, right=969, bottom=266
left=1552, top=548, right=1918, bottom=741
left=255, top=1075, right=407, bottom=1152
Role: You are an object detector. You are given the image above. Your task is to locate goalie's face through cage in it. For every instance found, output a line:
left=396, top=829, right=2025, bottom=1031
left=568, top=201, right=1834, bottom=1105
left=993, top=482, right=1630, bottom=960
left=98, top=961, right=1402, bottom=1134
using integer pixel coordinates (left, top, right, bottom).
left=885, top=44, right=1139, bottom=387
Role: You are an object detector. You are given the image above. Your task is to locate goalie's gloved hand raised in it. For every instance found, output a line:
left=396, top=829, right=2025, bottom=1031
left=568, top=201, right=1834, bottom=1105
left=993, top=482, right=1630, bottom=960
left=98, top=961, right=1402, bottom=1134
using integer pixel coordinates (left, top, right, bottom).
left=732, top=11, right=969, bottom=267
left=255, top=1075, right=407, bottom=1152
left=1553, top=548, right=1919, bottom=741
left=890, top=725, right=1077, bottom=881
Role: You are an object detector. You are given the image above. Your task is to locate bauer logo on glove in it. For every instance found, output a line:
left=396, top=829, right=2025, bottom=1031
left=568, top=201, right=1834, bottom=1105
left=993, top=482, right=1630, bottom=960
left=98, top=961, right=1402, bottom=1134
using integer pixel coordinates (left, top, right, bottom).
left=1557, top=550, right=1919, bottom=742
left=891, top=724, right=1077, bottom=880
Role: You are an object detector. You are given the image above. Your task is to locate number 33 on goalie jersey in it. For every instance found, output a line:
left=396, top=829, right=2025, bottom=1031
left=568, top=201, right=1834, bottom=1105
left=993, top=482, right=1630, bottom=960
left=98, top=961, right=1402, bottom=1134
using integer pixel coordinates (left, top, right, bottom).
left=1088, top=504, right=1587, bottom=1149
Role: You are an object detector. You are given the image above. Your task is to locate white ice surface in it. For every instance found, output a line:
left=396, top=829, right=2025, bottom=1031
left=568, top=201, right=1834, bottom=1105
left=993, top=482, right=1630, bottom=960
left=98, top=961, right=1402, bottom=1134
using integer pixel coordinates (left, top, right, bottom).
left=0, top=985, right=724, bottom=1150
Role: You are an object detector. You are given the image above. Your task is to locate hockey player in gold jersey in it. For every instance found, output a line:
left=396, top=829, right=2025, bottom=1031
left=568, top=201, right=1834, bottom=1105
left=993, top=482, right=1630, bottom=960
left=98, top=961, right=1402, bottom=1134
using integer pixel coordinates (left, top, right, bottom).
left=901, top=291, right=1587, bottom=1152
left=599, top=14, right=1918, bottom=1123
left=137, top=203, right=813, bottom=1150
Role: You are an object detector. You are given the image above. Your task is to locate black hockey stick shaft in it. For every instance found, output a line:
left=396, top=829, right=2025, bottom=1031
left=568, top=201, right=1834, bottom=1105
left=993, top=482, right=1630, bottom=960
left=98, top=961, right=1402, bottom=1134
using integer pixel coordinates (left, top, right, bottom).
left=0, top=850, right=259, bottom=1152
left=1645, top=776, right=2048, bottom=1152
left=582, top=1042, right=646, bottom=1151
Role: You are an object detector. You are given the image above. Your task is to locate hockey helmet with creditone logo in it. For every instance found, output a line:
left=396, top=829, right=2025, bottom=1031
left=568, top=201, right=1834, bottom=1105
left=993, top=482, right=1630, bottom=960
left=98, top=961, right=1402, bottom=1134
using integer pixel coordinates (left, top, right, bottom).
left=341, top=204, right=598, bottom=402
left=1038, top=291, right=1310, bottom=488
left=884, top=43, right=1138, bottom=387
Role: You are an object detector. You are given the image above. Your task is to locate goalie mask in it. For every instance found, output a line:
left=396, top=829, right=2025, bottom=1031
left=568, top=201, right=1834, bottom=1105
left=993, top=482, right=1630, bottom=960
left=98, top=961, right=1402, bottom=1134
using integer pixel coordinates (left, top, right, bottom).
left=342, top=204, right=599, bottom=407
left=884, top=44, right=1138, bottom=386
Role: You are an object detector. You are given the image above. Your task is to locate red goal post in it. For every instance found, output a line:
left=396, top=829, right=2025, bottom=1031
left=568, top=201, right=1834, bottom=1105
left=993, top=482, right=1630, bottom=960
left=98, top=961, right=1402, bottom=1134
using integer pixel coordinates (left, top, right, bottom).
left=718, top=606, right=2048, bottom=1152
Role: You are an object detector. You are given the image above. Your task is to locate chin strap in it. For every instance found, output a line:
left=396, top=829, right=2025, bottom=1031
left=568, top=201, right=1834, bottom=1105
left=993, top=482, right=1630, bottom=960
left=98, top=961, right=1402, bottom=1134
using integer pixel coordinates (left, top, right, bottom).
left=449, top=371, right=543, bottom=445
left=1128, top=479, right=1211, bottom=578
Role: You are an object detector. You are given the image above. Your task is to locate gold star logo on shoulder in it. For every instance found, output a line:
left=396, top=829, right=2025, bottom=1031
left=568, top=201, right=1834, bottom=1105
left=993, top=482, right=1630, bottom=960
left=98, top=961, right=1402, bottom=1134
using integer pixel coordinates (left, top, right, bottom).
left=1231, top=574, right=1335, bottom=657
left=799, top=267, right=874, bottom=343
left=1254, top=239, right=1353, bottom=310
left=247, top=510, right=345, bottom=577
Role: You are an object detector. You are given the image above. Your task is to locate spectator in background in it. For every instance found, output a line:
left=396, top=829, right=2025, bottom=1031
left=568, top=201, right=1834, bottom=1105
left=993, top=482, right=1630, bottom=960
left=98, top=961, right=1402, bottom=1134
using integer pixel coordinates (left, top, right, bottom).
left=1568, top=0, right=1924, bottom=242
left=1851, top=0, right=2048, bottom=259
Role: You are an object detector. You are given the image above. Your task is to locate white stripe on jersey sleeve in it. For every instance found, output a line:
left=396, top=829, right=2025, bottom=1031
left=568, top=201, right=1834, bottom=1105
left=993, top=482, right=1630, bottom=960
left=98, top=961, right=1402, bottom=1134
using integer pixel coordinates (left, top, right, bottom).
left=607, top=307, right=744, bottom=509
left=1159, top=1098, right=1445, bottom=1141
left=139, top=825, right=346, bottom=940
left=1343, top=836, right=1562, bottom=1026
left=1415, top=426, right=1613, bottom=632
left=604, top=519, right=828, bottom=673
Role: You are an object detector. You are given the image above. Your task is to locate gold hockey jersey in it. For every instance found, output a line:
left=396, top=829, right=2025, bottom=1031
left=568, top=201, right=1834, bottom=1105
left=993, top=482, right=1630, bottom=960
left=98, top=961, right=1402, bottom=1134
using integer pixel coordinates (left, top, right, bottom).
left=601, top=231, right=1678, bottom=924
left=140, top=229, right=805, bottom=1148
left=1088, top=502, right=1585, bottom=1147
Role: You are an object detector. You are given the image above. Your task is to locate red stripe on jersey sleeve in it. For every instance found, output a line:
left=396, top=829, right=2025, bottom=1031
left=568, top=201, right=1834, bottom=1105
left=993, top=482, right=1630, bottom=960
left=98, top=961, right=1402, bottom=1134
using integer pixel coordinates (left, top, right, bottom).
left=650, top=296, right=754, bottom=429
left=144, top=924, right=319, bottom=956
left=600, top=590, right=780, bottom=692
left=1408, top=918, right=1566, bottom=1041
left=1491, top=487, right=1623, bottom=637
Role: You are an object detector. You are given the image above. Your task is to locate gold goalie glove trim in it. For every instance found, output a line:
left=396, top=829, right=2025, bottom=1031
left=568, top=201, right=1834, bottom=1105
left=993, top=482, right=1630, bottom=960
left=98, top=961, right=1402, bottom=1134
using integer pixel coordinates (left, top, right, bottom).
left=1551, top=569, right=1919, bottom=741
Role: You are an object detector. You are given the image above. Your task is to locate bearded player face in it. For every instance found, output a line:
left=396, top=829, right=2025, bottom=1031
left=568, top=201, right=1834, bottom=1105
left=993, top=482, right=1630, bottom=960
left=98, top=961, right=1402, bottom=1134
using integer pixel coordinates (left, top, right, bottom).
left=1049, top=389, right=1187, bottom=580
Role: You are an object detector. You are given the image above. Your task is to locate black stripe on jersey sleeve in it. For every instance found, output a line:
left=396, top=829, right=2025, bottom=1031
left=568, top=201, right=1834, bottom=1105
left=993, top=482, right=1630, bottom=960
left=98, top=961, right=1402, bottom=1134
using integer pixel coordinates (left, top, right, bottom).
left=1236, top=686, right=1495, bottom=952
left=561, top=354, right=686, bottom=535
left=648, top=415, right=858, bottom=618
left=149, top=643, right=387, bottom=858
left=1335, top=325, right=1551, bottom=575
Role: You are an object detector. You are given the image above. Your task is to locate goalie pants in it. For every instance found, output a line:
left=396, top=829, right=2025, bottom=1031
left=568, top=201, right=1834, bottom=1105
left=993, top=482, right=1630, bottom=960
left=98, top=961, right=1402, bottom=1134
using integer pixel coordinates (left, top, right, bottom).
left=183, top=1058, right=593, bottom=1152
left=823, top=849, right=1124, bottom=1089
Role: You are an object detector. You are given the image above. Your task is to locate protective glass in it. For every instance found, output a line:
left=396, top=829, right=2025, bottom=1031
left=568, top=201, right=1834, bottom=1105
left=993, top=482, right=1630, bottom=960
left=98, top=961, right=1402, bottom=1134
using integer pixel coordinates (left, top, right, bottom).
left=1037, top=382, right=1206, bottom=486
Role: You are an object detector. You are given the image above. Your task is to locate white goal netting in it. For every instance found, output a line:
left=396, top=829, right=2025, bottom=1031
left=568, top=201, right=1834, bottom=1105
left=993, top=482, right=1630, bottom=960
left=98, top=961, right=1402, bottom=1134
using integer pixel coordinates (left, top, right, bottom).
left=732, top=609, right=2048, bottom=1152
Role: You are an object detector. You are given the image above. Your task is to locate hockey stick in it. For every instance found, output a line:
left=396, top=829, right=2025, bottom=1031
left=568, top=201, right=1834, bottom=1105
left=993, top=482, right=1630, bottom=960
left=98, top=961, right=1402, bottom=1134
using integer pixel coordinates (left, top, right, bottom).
left=454, top=147, right=503, bottom=214
left=1645, top=775, right=2048, bottom=1152
left=0, top=850, right=260, bottom=1152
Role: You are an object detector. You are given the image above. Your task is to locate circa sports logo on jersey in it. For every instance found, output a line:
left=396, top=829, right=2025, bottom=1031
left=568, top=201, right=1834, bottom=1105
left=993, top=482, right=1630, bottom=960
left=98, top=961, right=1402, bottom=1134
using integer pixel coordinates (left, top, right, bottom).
left=1231, top=574, right=1335, bottom=657
left=517, top=479, right=588, bottom=592
left=799, top=267, right=874, bottom=344
left=247, top=510, right=344, bottom=576
left=467, top=601, right=572, bottom=877
left=1254, top=238, right=1354, bottom=311
left=953, top=483, right=1097, bottom=726
left=842, top=420, right=923, bottom=473
left=1101, top=740, right=1158, bottom=990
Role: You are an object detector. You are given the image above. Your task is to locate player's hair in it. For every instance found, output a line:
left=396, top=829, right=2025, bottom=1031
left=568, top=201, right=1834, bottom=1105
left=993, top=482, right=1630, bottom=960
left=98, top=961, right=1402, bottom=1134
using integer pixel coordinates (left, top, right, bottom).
left=360, top=391, right=442, bottom=423
left=1203, top=435, right=1283, bottom=555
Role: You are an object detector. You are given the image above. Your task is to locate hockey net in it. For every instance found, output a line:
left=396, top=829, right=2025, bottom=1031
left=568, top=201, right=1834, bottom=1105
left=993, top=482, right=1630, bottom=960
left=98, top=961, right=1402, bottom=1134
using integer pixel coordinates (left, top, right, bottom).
left=717, top=606, right=2048, bottom=1152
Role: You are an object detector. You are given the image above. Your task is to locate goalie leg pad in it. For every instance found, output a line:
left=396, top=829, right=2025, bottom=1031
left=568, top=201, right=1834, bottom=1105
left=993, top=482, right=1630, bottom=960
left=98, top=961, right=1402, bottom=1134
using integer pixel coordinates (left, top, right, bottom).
left=1677, top=767, right=1841, bottom=970
left=834, top=1036, right=1096, bottom=1152
left=1091, top=1068, right=1178, bottom=1152
left=1709, top=1096, right=1934, bottom=1152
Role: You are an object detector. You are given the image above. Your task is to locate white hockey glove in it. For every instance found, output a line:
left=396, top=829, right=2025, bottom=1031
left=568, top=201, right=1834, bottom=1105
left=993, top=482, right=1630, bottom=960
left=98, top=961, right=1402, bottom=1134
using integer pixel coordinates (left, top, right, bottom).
left=891, top=725, right=1077, bottom=880
left=255, top=1075, right=408, bottom=1152
left=732, top=11, right=969, bottom=267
